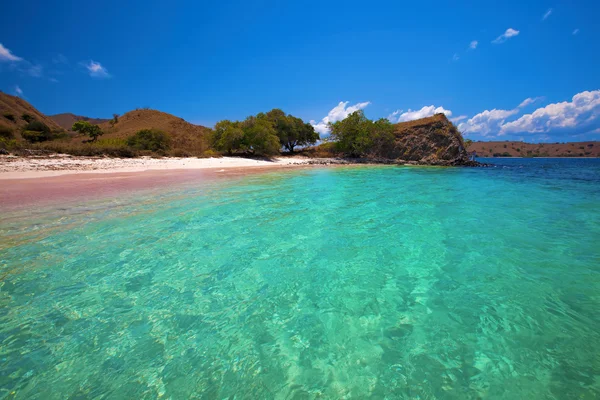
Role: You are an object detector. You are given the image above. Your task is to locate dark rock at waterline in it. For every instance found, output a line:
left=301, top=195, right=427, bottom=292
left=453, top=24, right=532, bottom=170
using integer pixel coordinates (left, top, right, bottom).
left=304, top=157, right=489, bottom=167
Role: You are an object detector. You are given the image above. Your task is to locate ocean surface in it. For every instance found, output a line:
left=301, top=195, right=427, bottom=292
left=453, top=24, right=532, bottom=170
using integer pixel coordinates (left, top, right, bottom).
left=1, top=158, right=599, bottom=399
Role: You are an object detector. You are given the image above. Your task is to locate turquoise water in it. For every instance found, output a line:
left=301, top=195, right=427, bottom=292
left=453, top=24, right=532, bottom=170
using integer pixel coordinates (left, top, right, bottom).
left=1, top=159, right=599, bottom=399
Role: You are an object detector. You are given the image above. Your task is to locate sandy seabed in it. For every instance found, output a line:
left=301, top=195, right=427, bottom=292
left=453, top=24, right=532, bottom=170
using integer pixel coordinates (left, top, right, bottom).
left=0, top=155, right=326, bottom=210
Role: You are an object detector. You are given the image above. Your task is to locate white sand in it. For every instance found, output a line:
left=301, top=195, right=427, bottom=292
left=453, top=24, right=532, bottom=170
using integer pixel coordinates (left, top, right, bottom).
left=0, top=154, right=312, bottom=180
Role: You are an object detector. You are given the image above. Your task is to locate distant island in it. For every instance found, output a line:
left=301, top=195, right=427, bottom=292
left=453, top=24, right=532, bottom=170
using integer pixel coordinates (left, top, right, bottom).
left=467, top=140, right=598, bottom=158
left=1, top=92, right=597, bottom=165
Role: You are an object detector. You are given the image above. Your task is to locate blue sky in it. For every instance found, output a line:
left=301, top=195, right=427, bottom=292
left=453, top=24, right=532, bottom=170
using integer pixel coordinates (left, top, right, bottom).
left=1, top=0, right=599, bottom=142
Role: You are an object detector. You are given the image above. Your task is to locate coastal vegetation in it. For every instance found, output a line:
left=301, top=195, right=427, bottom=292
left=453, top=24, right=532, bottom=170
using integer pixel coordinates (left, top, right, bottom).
left=211, top=109, right=318, bottom=156
left=127, top=129, right=171, bottom=153
left=72, top=121, right=104, bottom=142
left=1, top=91, right=599, bottom=159
left=329, top=110, right=395, bottom=157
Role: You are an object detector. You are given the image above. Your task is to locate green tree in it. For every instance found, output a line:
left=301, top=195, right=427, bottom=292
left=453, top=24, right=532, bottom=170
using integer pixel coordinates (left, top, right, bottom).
left=265, top=109, right=319, bottom=152
left=211, top=120, right=245, bottom=155
left=241, top=115, right=280, bottom=156
left=464, top=139, right=473, bottom=148
left=329, top=111, right=373, bottom=157
left=369, top=118, right=395, bottom=156
left=329, top=111, right=395, bottom=157
left=72, top=121, right=104, bottom=142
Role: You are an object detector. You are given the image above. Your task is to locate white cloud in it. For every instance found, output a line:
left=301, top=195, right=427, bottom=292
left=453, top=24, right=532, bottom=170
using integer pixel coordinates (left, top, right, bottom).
left=518, top=97, right=544, bottom=108
left=469, top=40, right=478, bottom=50
left=458, top=108, right=519, bottom=136
left=500, top=90, right=600, bottom=135
left=27, top=64, right=43, bottom=77
left=85, top=60, right=110, bottom=78
left=0, top=43, right=23, bottom=62
left=452, top=53, right=460, bottom=62
left=572, top=29, right=580, bottom=35
left=49, top=77, right=59, bottom=83
left=450, top=115, right=467, bottom=123
left=14, top=85, right=23, bottom=97
left=388, top=105, right=452, bottom=123
left=542, top=8, right=553, bottom=21
left=0, top=43, right=43, bottom=78
left=52, top=54, right=68, bottom=64
left=492, top=28, right=520, bottom=44
left=310, top=101, right=371, bottom=135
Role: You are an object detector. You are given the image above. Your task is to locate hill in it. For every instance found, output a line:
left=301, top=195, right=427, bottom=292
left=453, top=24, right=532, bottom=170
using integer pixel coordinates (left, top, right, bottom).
left=50, top=113, right=109, bottom=130
left=0, top=92, right=63, bottom=133
left=467, top=140, right=599, bottom=157
left=93, top=109, right=211, bottom=155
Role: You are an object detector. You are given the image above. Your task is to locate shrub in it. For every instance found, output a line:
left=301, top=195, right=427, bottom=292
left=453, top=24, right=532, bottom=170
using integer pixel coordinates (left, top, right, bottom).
left=3, top=113, right=15, bottom=122
left=201, top=149, right=221, bottom=158
left=25, top=120, right=50, bottom=133
left=33, top=142, right=136, bottom=157
left=96, top=137, right=127, bottom=147
left=22, top=130, right=53, bottom=143
left=127, top=129, right=171, bottom=152
left=21, top=113, right=34, bottom=123
left=0, top=126, right=14, bottom=139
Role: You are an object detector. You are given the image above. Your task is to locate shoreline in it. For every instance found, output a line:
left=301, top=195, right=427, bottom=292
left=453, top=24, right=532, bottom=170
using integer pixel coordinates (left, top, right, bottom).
left=0, top=158, right=363, bottom=211
left=0, top=155, right=317, bottom=180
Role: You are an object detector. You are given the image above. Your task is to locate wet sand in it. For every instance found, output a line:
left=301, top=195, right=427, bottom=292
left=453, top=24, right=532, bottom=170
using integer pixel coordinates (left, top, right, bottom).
left=0, top=164, right=322, bottom=211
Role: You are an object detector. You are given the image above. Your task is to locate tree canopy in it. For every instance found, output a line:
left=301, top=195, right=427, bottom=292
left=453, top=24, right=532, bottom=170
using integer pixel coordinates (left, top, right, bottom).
left=211, top=120, right=244, bottom=155
left=72, top=121, right=103, bottom=142
left=241, top=115, right=280, bottom=156
left=211, top=109, right=318, bottom=156
left=329, top=111, right=394, bottom=157
left=265, top=109, right=319, bottom=152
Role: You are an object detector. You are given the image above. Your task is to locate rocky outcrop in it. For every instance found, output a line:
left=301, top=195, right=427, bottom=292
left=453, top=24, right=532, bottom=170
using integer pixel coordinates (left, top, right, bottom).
left=388, top=113, right=473, bottom=166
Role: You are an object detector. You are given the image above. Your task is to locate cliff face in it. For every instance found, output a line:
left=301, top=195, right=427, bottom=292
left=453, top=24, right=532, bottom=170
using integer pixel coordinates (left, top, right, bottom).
left=390, top=113, right=471, bottom=165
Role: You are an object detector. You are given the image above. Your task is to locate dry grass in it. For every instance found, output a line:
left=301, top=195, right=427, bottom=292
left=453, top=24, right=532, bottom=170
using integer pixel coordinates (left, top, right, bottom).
left=22, top=108, right=214, bottom=157
left=394, top=113, right=449, bottom=133
left=0, top=92, right=63, bottom=133
left=95, top=109, right=211, bottom=156
left=298, top=142, right=340, bottom=158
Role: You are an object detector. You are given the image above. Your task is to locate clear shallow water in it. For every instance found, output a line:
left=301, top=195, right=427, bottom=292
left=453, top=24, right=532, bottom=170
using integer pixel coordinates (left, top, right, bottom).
left=1, top=158, right=599, bottom=399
